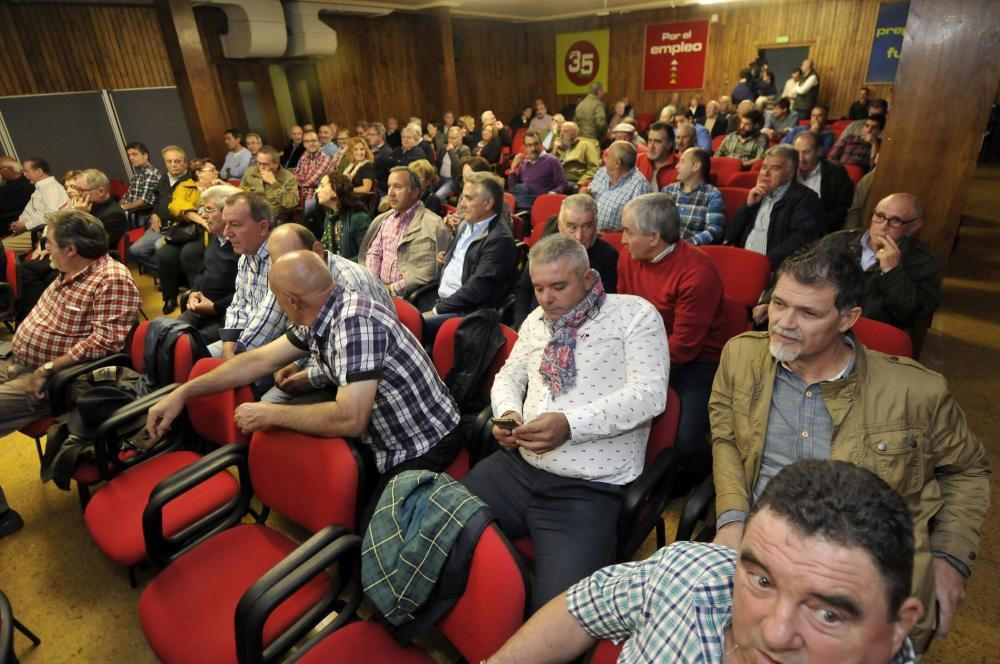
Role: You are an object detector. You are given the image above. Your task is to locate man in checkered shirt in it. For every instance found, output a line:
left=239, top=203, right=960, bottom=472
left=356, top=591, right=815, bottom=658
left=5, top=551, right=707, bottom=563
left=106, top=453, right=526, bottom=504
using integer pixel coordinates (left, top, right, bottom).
left=0, top=209, right=140, bottom=437
left=486, top=460, right=921, bottom=664
left=119, top=141, right=162, bottom=216
left=716, top=109, right=769, bottom=168
left=147, top=250, right=461, bottom=496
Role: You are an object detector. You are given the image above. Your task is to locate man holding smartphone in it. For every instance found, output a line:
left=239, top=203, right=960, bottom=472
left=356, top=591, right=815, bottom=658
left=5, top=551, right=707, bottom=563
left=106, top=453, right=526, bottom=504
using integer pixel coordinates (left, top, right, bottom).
left=461, top=234, right=669, bottom=612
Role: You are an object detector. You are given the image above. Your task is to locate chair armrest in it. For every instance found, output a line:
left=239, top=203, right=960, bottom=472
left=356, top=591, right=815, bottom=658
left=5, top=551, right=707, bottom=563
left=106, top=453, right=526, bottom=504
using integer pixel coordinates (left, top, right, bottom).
left=236, top=526, right=363, bottom=664
left=675, top=475, right=716, bottom=542
left=0, top=590, right=12, bottom=660
left=142, top=444, right=252, bottom=568
left=91, top=382, right=182, bottom=481
left=404, top=281, right=440, bottom=312
left=46, top=352, right=132, bottom=415
left=470, top=404, right=499, bottom=468
left=617, top=448, right=679, bottom=560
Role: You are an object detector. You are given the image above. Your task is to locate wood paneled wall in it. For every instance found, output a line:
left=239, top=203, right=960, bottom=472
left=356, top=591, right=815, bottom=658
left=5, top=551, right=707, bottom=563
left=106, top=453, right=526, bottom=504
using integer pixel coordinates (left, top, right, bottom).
left=0, top=3, right=173, bottom=96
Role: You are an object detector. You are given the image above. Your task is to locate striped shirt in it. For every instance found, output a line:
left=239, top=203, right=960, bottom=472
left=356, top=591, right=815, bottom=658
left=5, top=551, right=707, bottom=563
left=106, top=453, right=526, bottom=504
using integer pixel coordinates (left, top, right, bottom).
left=12, top=254, right=140, bottom=367
left=590, top=167, right=653, bottom=231
left=220, top=241, right=275, bottom=348
left=122, top=164, right=162, bottom=206
left=365, top=202, right=422, bottom=293
left=662, top=181, right=726, bottom=245
left=568, top=541, right=916, bottom=664
left=287, top=287, right=459, bottom=472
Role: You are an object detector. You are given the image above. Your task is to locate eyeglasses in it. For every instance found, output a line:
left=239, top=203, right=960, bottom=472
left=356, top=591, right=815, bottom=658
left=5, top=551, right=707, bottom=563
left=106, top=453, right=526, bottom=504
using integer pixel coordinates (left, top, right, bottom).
left=872, top=210, right=918, bottom=228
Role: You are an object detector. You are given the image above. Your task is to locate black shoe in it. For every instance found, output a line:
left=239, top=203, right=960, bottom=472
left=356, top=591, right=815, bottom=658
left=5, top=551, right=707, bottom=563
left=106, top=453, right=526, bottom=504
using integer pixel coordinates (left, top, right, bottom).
left=163, top=298, right=178, bottom=315
left=0, top=509, right=24, bottom=539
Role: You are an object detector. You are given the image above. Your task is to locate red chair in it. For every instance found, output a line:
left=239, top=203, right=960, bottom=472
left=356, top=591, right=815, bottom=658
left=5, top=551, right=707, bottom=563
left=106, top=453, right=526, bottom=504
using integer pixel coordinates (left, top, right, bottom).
left=392, top=297, right=423, bottom=343
left=698, top=245, right=771, bottom=310
left=510, top=213, right=525, bottom=240
left=511, top=127, right=527, bottom=156
left=82, top=358, right=254, bottom=577
left=718, top=187, right=750, bottom=224
left=139, top=429, right=364, bottom=664
left=725, top=171, right=758, bottom=188
left=512, top=386, right=683, bottom=562
left=0, top=248, right=17, bottom=331
left=528, top=193, right=566, bottom=245
left=287, top=524, right=527, bottom=664
left=711, top=135, right=725, bottom=153
left=589, top=640, right=624, bottom=664
left=503, top=191, right=516, bottom=213
left=601, top=231, right=624, bottom=254
left=635, top=113, right=655, bottom=135
left=843, top=164, right=864, bottom=185
left=443, top=203, right=457, bottom=216
left=749, top=159, right=763, bottom=172
left=227, top=179, right=241, bottom=187
left=109, top=178, right=129, bottom=200
left=851, top=317, right=914, bottom=358
left=720, top=295, right=752, bottom=342
left=432, top=317, right=519, bottom=481
left=709, top=157, right=741, bottom=189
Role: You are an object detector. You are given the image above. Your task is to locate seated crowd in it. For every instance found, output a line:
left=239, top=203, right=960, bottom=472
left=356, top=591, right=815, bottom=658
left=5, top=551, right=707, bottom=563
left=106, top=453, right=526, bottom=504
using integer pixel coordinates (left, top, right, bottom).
left=0, top=55, right=987, bottom=663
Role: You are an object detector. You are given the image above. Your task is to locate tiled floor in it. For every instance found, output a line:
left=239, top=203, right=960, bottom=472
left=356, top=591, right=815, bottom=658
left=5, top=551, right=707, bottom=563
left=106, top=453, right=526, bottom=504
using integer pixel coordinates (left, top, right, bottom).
left=1, top=168, right=999, bottom=662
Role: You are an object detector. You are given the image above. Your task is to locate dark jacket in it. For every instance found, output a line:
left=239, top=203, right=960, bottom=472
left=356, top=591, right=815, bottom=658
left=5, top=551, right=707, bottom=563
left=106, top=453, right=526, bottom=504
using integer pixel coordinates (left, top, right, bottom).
left=514, top=235, right=618, bottom=328
left=707, top=116, right=729, bottom=138
left=91, top=198, right=127, bottom=249
left=372, top=143, right=395, bottom=195
left=193, top=236, right=240, bottom=315
left=0, top=175, right=34, bottom=231
left=153, top=172, right=189, bottom=223
left=435, top=214, right=517, bottom=315
left=817, top=229, right=941, bottom=330
left=393, top=146, right=428, bottom=169
left=475, top=138, right=502, bottom=166
left=726, top=179, right=824, bottom=269
left=385, top=129, right=402, bottom=149
left=437, top=144, right=472, bottom=180
left=815, top=159, right=855, bottom=233
left=280, top=141, right=305, bottom=169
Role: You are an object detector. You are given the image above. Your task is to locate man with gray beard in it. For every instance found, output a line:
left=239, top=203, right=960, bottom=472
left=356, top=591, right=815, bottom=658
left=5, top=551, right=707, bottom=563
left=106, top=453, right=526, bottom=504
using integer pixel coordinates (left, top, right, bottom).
left=708, top=243, right=989, bottom=654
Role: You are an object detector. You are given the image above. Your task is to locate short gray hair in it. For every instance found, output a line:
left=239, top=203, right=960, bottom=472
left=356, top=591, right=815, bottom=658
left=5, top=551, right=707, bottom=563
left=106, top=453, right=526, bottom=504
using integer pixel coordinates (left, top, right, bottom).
left=623, top=193, right=680, bottom=243
left=78, top=168, right=109, bottom=191
left=401, top=125, right=422, bottom=140
left=607, top=141, right=637, bottom=170
left=528, top=234, right=589, bottom=277
left=764, top=144, right=799, bottom=173
left=202, top=183, right=243, bottom=208
left=560, top=193, right=597, bottom=220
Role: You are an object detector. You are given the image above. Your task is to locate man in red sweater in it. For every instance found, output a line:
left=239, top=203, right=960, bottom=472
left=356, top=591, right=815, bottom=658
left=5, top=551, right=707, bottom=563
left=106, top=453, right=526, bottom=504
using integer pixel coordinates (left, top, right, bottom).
left=618, top=193, right=728, bottom=480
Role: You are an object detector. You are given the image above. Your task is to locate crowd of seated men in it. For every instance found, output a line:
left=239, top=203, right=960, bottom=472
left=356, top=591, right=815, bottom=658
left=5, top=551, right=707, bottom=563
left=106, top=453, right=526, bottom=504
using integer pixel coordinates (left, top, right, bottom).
left=0, top=55, right=986, bottom=662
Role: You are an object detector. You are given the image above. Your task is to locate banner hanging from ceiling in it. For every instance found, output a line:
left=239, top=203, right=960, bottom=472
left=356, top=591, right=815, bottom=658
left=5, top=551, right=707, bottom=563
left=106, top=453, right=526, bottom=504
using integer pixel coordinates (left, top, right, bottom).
left=865, top=1, right=909, bottom=83
left=642, top=19, right=709, bottom=91
left=555, top=30, right=609, bottom=95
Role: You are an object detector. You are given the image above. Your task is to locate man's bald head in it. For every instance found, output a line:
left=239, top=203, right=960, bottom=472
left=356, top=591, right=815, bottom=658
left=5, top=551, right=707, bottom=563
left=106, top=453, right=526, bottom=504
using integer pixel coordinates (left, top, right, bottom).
left=268, top=223, right=322, bottom=261
left=270, top=250, right=335, bottom=325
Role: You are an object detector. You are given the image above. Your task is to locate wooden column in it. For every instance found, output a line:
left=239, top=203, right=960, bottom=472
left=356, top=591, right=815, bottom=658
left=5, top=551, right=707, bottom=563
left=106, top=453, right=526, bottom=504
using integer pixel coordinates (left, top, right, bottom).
left=154, top=0, right=229, bottom=161
left=867, top=0, right=1000, bottom=271
left=429, top=7, right=461, bottom=119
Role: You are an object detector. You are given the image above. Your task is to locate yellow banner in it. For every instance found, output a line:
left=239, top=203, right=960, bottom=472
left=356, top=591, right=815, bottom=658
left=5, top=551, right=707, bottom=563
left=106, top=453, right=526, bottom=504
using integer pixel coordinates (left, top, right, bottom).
left=556, top=30, right=609, bottom=95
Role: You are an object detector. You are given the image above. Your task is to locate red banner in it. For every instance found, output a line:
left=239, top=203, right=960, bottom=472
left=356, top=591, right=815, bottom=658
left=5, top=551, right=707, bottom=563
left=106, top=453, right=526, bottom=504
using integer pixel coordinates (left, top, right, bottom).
left=642, top=20, right=709, bottom=91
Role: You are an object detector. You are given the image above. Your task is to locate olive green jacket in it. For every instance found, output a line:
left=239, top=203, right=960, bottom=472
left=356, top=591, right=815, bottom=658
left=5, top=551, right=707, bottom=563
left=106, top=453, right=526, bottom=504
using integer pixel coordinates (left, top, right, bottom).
left=357, top=204, right=450, bottom=296
left=710, top=332, right=989, bottom=648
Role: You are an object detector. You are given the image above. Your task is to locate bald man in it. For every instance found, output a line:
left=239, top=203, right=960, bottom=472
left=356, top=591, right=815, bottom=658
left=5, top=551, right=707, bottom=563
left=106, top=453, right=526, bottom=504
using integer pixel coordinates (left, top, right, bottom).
left=147, top=250, right=461, bottom=489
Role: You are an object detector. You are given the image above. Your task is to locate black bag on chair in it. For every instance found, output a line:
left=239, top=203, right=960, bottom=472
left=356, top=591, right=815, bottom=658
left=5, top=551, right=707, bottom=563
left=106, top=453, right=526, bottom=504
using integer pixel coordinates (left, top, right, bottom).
left=163, top=222, right=201, bottom=245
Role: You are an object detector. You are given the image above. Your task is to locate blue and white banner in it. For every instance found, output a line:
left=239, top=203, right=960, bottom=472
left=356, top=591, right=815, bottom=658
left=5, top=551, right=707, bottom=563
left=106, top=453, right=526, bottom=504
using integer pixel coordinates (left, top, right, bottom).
left=865, top=1, right=909, bottom=83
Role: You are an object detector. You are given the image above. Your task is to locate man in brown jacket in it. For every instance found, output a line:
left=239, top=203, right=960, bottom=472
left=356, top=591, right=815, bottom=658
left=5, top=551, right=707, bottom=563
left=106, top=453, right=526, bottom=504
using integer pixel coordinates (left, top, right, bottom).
left=709, top=243, right=989, bottom=654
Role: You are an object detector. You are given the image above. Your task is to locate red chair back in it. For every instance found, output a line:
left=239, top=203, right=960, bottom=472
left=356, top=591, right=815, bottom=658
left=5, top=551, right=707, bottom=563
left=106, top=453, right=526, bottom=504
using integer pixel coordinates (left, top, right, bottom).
left=130, top=320, right=151, bottom=373
left=720, top=295, right=752, bottom=342
left=511, top=128, right=527, bottom=156
left=645, top=387, right=681, bottom=464
left=718, top=187, right=749, bottom=223
left=710, top=156, right=741, bottom=187
left=528, top=193, right=566, bottom=244
left=171, top=333, right=199, bottom=383
left=510, top=213, right=525, bottom=240
left=3, top=249, right=16, bottom=294
left=843, top=164, right=864, bottom=185
left=444, top=204, right=458, bottom=216
left=698, top=245, right=771, bottom=309
left=725, top=171, right=758, bottom=188
left=503, top=192, right=516, bottom=213
left=391, top=297, right=423, bottom=344
left=185, top=358, right=254, bottom=445
left=711, top=135, right=725, bottom=153
left=749, top=159, right=763, bottom=172
left=109, top=178, right=129, bottom=200
left=851, top=317, right=914, bottom=358
left=636, top=113, right=655, bottom=135
left=248, top=429, right=360, bottom=533
left=432, top=317, right=518, bottom=394
left=114, top=234, right=127, bottom=264
left=590, top=640, right=625, bottom=664
left=601, top=231, right=624, bottom=254
left=437, top=525, right=526, bottom=663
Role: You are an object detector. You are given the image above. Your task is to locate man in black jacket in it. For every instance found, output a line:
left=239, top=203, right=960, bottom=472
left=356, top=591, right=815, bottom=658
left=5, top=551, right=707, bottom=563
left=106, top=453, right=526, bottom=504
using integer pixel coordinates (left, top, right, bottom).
left=421, top=171, right=517, bottom=339
left=513, top=194, right=617, bottom=328
left=0, top=158, right=34, bottom=236
left=793, top=131, right=854, bottom=233
left=726, top=145, right=824, bottom=270
left=366, top=122, right=395, bottom=196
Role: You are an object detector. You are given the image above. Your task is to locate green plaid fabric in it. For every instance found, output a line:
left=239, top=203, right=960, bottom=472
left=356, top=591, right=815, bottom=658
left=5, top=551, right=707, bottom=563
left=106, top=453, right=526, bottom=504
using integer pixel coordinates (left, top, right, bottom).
left=362, top=470, right=487, bottom=626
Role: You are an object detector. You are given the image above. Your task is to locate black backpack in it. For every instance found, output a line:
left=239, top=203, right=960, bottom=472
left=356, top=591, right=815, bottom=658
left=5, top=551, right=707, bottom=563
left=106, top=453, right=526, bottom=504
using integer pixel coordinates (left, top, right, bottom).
left=444, top=309, right=506, bottom=415
left=140, top=317, right=211, bottom=393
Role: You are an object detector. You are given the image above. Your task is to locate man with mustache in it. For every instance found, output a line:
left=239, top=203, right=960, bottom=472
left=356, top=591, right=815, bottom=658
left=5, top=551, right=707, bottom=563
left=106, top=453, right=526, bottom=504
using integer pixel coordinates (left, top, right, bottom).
left=710, top=243, right=988, bottom=653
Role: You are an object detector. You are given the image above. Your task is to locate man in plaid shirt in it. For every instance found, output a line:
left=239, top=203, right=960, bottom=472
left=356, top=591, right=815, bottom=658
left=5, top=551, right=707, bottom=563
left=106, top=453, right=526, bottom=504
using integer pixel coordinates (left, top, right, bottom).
left=587, top=141, right=652, bottom=231
left=716, top=109, right=769, bottom=168
left=487, top=461, right=921, bottom=664
left=147, top=250, right=460, bottom=497
left=119, top=142, right=162, bottom=215
left=295, top=130, right=333, bottom=218
left=829, top=115, right=883, bottom=173
left=0, top=209, right=140, bottom=437
left=662, top=147, right=725, bottom=245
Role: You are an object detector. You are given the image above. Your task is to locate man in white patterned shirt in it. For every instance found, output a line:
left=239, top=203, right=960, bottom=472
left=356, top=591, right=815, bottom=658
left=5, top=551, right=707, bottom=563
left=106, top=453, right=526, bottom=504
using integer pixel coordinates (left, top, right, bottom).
left=461, top=234, right=668, bottom=611
left=487, top=460, right=921, bottom=664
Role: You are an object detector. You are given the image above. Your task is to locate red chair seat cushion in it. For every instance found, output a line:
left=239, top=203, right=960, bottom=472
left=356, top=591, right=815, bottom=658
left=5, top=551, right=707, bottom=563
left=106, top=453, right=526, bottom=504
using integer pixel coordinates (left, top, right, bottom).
left=72, top=449, right=140, bottom=486
left=444, top=448, right=469, bottom=481
left=84, top=451, right=238, bottom=566
left=511, top=535, right=534, bottom=560
left=297, top=620, right=433, bottom=664
left=140, top=523, right=331, bottom=664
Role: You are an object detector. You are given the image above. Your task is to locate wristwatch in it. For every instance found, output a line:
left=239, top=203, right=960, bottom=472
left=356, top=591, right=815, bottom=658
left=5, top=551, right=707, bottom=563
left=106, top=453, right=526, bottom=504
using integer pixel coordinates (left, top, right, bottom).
left=42, top=361, right=55, bottom=376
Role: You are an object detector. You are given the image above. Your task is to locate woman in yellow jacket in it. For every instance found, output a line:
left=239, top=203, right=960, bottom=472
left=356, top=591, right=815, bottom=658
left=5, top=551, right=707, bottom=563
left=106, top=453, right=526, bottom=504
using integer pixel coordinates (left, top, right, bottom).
left=156, top=158, right=223, bottom=314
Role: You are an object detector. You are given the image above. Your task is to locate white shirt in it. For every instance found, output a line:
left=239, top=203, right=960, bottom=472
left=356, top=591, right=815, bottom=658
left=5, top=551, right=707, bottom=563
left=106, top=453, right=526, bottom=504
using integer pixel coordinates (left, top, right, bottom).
left=438, top=216, right=493, bottom=299
left=797, top=165, right=822, bottom=195
left=21, top=176, right=69, bottom=229
left=745, top=181, right=791, bottom=256
left=492, top=295, right=669, bottom=485
left=221, top=147, right=251, bottom=180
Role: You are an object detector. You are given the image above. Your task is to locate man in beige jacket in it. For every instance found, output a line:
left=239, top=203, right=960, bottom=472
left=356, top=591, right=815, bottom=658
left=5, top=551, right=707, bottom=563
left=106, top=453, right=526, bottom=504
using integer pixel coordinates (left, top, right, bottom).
left=709, top=242, right=989, bottom=654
